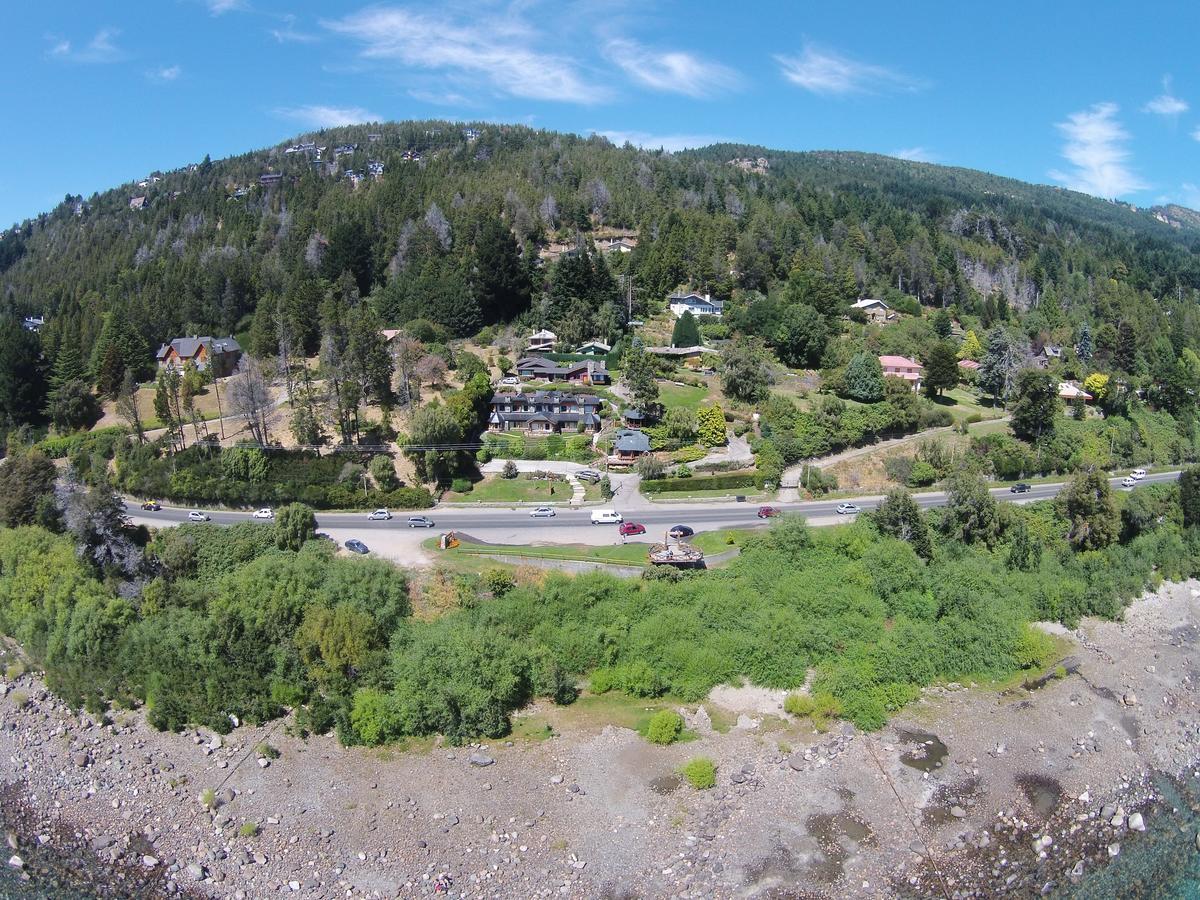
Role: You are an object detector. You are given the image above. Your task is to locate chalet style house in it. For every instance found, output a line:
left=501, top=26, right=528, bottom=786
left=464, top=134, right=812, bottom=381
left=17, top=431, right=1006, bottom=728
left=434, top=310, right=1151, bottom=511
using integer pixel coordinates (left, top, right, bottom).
left=667, top=291, right=724, bottom=318
left=879, top=355, right=924, bottom=392
left=488, top=391, right=602, bottom=435
left=851, top=298, right=892, bottom=324
left=156, top=336, right=243, bottom=377
left=515, top=356, right=610, bottom=384
left=525, top=329, right=557, bottom=353
left=609, top=429, right=651, bottom=464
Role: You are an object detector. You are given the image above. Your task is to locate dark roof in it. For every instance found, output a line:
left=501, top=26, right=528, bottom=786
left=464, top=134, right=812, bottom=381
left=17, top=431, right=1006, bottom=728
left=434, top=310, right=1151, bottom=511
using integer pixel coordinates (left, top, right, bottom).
left=490, top=390, right=601, bottom=408
left=614, top=429, right=651, bottom=453
left=623, top=408, right=646, bottom=420
left=156, top=336, right=242, bottom=360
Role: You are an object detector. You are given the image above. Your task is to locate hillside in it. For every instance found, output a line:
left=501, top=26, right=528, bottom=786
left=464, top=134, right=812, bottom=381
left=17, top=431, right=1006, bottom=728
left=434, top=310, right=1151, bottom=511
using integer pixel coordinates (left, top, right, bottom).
left=1, top=120, right=1199, bottom=432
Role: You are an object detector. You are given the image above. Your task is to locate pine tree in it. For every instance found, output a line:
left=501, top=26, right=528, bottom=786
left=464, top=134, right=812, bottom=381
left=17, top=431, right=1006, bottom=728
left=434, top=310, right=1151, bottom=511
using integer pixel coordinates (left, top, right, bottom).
left=923, top=341, right=959, bottom=397
left=843, top=352, right=885, bottom=402
left=1076, top=323, right=1093, bottom=363
left=474, top=217, right=531, bottom=324
left=671, top=311, right=700, bottom=347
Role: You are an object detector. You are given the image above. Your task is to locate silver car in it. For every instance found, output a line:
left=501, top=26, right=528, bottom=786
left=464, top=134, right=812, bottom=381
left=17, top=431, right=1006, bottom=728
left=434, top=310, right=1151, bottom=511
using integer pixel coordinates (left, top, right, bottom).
left=836, top=502, right=861, bottom=515
left=530, top=506, right=556, bottom=518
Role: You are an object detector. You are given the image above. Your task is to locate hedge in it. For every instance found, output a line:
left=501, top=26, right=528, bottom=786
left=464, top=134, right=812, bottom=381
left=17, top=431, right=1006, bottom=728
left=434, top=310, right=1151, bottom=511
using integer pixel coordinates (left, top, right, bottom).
left=641, top=473, right=757, bottom=494
left=37, top=427, right=128, bottom=460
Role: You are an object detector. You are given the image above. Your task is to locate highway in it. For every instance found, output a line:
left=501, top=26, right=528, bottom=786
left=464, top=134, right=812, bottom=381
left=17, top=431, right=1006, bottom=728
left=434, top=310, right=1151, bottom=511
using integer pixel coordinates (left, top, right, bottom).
left=125, top=470, right=1182, bottom=538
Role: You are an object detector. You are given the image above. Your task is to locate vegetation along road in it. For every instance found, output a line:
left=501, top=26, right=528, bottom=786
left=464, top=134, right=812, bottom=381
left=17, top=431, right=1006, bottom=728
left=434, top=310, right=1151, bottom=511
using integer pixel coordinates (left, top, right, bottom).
left=128, top=470, right=1181, bottom=536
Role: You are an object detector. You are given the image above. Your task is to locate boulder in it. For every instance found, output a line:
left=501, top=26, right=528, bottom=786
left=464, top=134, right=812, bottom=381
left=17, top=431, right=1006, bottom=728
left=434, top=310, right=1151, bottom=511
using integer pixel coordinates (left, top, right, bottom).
left=950, top=806, right=966, bottom=819
left=186, top=862, right=206, bottom=880
left=1107, top=843, right=1120, bottom=858
left=7, top=855, right=23, bottom=870
left=1127, top=812, right=1145, bottom=832
left=142, top=855, right=159, bottom=868
left=787, top=753, right=806, bottom=772
left=72, top=751, right=90, bottom=768
left=469, top=752, right=495, bottom=767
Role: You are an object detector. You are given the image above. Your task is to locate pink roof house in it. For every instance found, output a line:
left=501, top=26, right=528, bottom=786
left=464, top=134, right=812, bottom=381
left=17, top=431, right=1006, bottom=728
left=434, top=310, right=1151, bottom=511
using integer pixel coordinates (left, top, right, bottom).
left=879, top=355, right=924, bottom=392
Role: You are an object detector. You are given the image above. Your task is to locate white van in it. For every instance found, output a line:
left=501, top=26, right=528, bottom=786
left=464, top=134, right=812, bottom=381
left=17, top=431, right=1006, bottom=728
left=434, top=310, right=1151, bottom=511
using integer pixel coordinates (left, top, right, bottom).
left=1130, top=468, right=1146, bottom=480
left=590, top=509, right=623, bottom=525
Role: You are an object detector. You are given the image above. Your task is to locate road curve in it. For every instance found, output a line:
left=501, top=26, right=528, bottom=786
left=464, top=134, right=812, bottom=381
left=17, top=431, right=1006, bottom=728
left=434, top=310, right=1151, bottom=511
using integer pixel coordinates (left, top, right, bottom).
left=126, top=471, right=1181, bottom=537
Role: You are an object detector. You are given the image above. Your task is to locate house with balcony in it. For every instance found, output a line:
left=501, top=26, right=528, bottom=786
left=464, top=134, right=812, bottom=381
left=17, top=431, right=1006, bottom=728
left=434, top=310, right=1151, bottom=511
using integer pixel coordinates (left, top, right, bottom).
left=609, top=429, right=651, bottom=465
left=667, top=291, right=723, bottom=318
left=525, top=329, right=558, bottom=353
left=156, top=335, right=243, bottom=377
left=515, top=356, right=609, bottom=384
left=487, top=391, right=602, bottom=435
left=879, top=355, right=924, bottom=392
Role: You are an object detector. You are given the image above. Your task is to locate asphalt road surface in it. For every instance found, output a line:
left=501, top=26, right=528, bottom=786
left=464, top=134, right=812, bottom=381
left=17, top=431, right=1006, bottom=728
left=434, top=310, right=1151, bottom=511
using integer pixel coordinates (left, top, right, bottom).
left=126, top=470, right=1181, bottom=538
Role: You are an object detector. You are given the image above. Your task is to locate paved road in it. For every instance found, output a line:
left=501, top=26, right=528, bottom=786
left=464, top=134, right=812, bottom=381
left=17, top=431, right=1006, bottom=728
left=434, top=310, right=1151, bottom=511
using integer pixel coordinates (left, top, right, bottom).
left=126, top=470, right=1181, bottom=537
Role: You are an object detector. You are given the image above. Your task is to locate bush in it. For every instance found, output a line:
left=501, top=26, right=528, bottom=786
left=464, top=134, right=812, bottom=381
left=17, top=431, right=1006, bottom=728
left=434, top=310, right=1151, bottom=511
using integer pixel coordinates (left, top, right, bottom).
left=501, top=460, right=519, bottom=479
left=238, top=822, right=259, bottom=838
left=450, top=477, right=473, bottom=494
left=200, top=788, right=217, bottom=809
left=645, top=709, right=684, bottom=745
left=641, top=474, right=757, bottom=494
left=680, top=757, right=716, bottom=790
left=907, top=460, right=938, bottom=487
left=255, top=742, right=280, bottom=759
left=783, top=692, right=843, bottom=732
left=369, top=455, right=400, bottom=492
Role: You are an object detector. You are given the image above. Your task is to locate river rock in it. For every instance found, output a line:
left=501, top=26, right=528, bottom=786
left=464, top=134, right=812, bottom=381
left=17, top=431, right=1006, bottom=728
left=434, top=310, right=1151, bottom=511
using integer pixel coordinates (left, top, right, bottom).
left=1128, top=812, right=1145, bottom=832
left=950, top=806, right=966, bottom=819
left=1123, top=693, right=1137, bottom=706
left=7, top=855, right=23, bottom=870
left=787, top=753, right=806, bottom=772
left=186, top=862, right=206, bottom=880
left=72, top=751, right=90, bottom=768
left=142, top=855, right=159, bottom=868
left=469, top=752, right=495, bottom=767
left=1107, top=843, right=1120, bottom=858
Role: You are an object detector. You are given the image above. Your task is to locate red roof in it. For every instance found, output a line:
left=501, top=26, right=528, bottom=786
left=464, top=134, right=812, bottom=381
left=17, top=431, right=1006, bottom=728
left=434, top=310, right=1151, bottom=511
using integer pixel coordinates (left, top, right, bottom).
left=878, top=355, right=923, bottom=369
left=957, top=359, right=981, bottom=370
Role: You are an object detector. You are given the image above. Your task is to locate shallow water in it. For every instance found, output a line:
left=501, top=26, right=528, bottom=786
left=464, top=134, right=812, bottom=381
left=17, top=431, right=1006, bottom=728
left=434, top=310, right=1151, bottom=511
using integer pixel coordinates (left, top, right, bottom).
left=895, top=728, right=948, bottom=773
left=1055, top=773, right=1200, bottom=899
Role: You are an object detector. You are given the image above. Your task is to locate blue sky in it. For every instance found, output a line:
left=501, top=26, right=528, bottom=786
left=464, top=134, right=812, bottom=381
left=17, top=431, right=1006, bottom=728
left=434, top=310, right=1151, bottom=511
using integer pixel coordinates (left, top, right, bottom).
left=3, top=0, right=1199, bottom=225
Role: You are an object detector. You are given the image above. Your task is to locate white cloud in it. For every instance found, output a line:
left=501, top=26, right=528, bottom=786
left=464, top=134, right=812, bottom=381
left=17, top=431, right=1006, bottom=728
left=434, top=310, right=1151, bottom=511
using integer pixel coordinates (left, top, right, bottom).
left=1143, top=76, right=1188, bottom=116
left=892, top=147, right=936, bottom=162
left=275, top=105, right=381, bottom=128
left=48, top=28, right=124, bottom=64
left=775, top=44, right=923, bottom=95
left=1049, top=102, right=1146, bottom=199
left=206, top=0, right=246, bottom=14
left=594, top=130, right=722, bottom=153
left=604, top=38, right=739, bottom=98
left=148, top=65, right=182, bottom=82
left=270, top=14, right=317, bottom=43
left=1192, top=125, right=1200, bottom=142
left=324, top=6, right=602, bottom=104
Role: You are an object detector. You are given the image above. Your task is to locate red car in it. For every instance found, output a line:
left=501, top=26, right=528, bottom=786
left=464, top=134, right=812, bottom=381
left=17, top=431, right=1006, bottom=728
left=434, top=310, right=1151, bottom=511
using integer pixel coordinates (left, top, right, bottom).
left=619, top=522, right=647, bottom=537
left=757, top=506, right=781, bottom=518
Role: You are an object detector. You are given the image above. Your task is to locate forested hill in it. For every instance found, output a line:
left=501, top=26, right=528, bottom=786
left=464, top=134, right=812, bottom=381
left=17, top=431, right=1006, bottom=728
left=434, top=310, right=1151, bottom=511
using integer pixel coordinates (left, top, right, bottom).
left=2, top=119, right=1200, bottom=390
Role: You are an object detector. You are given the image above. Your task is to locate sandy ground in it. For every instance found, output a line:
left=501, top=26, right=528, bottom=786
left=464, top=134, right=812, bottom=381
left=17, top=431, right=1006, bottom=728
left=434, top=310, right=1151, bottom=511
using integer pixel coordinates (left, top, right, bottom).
left=0, top=579, right=1197, bottom=898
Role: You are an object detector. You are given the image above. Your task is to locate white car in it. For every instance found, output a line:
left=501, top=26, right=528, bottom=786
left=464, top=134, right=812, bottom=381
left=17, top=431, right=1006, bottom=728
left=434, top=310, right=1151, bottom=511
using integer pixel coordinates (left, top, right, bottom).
left=499, top=376, right=521, bottom=386
left=368, top=508, right=392, bottom=521
left=252, top=508, right=274, bottom=519
left=836, top=502, right=861, bottom=515
left=530, top=506, right=556, bottom=518
left=187, top=510, right=210, bottom=522
left=1121, top=476, right=1137, bottom=488
left=1130, top=468, right=1146, bottom=480
left=590, top=509, right=623, bottom=525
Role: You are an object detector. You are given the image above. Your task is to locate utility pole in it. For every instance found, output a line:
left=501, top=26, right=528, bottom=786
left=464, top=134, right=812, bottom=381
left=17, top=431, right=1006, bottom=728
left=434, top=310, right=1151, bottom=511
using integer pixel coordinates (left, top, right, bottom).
left=620, top=274, right=638, bottom=323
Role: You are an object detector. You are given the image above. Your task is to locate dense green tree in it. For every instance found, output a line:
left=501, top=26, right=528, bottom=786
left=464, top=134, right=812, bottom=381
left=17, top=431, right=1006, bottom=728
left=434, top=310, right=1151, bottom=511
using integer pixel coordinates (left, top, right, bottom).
left=775, top=304, right=827, bottom=368
left=275, top=503, right=317, bottom=551
left=942, top=467, right=1002, bottom=546
left=671, top=311, right=700, bottom=348
left=922, top=341, right=959, bottom=397
left=873, top=489, right=933, bottom=559
left=0, top=449, right=58, bottom=527
left=843, top=351, right=885, bottom=402
left=46, top=378, right=100, bottom=432
left=473, top=217, right=532, bottom=324
left=1010, top=370, right=1060, bottom=441
left=1075, top=322, right=1093, bottom=363
left=1180, top=465, right=1200, bottom=529
left=721, top=338, right=773, bottom=404
left=932, top=308, right=952, bottom=338
left=978, top=327, right=1023, bottom=402
left=1060, top=468, right=1118, bottom=550
left=621, top=340, right=660, bottom=413
left=0, top=319, right=48, bottom=426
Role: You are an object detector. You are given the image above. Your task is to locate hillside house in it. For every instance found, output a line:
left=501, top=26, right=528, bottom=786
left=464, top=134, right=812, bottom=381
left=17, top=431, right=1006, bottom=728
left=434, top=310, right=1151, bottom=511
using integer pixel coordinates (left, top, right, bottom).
left=610, top=429, right=651, bottom=464
left=646, top=345, right=710, bottom=368
left=575, top=340, right=611, bottom=355
left=129, top=196, right=147, bottom=210
left=488, top=391, right=601, bottom=435
left=1035, top=345, right=1064, bottom=369
left=22, top=315, right=46, bottom=333
left=259, top=173, right=284, bottom=186
left=156, top=336, right=242, bottom=377
left=667, top=291, right=724, bottom=318
left=1058, top=382, right=1093, bottom=402
left=525, top=329, right=558, bottom=353
left=515, top=356, right=610, bottom=385
left=596, top=236, right=637, bottom=254
left=879, top=355, right=924, bottom=392
left=622, top=408, right=648, bottom=427
left=851, top=298, right=892, bottom=324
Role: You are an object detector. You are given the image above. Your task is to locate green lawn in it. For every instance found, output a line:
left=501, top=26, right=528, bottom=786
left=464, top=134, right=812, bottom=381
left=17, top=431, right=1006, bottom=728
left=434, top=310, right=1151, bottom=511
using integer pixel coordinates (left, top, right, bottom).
left=656, top=381, right=710, bottom=411
left=443, top=475, right=574, bottom=504
left=932, top=387, right=1006, bottom=422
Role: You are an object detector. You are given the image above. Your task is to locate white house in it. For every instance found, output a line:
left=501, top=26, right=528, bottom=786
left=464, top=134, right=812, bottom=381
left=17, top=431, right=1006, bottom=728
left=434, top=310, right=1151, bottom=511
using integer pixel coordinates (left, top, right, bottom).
left=851, top=298, right=891, bottom=324
left=1058, top=382, right=1093, bottom=402
left=667, top=291, right=723, bottom=318
left=525, top=329, right=558, bottom=353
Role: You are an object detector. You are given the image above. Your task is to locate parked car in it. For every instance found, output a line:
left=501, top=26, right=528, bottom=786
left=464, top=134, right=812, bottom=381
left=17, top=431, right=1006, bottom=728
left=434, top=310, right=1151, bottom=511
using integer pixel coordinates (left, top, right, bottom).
left=187, top=510, right=210, bottom=522
left=1010, top=483, right=1032, bottom=494
left=499, top=376, right=520, bottom=386
left=368, top=508, right=393, bottom=520
left=575, top=469, right=602, bottom=483
left=619, top=522, right=647, bottom=537
left=140, top=500, right=161, bottom=511
left=345, top=539, right=369, bottom=554
left=252, top=508, right=274, bottom=519
left=835, top=502, right=861, bottom=515
left=757, top=506, right=781, bottom=518
left=668, top=524, right=694, bottom=539
left=1130, top=468, right=1146, bottom=480
left=1121, top=476, right=1136, bottom=488
left=407, top=515, right=436, bottom=528
left=530, top=506, right=556, bottom=518
left=590, top=509, right=623, bottom=525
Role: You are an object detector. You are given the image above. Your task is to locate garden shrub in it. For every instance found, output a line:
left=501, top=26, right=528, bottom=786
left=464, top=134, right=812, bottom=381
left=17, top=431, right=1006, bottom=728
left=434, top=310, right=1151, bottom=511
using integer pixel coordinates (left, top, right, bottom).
left=680, top=757, right=716, bottom=789
left=645, top=709, right=684, bottom=745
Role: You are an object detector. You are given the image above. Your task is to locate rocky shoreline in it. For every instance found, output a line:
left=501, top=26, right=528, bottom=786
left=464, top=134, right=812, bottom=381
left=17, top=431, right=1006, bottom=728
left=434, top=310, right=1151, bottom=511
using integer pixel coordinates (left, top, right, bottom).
left=0, top=580, right=1198, bottom=899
